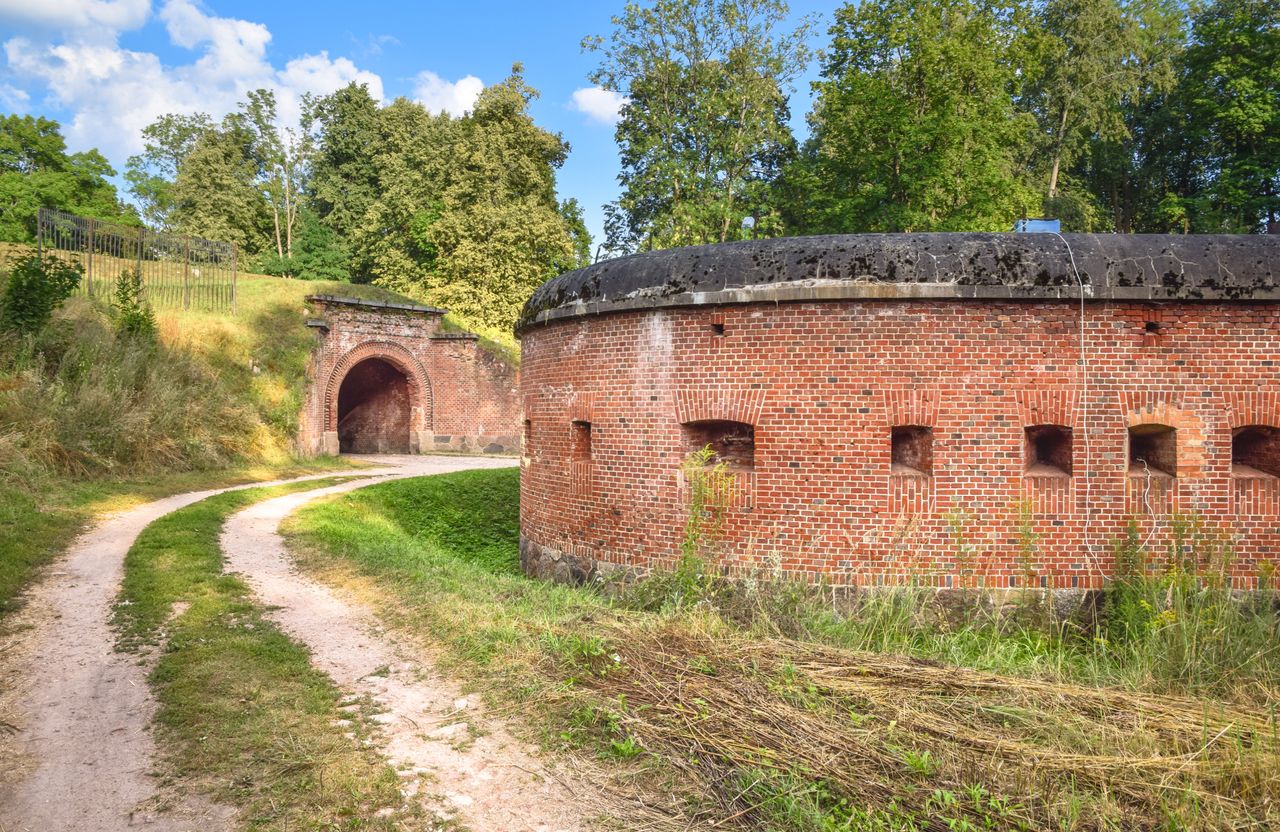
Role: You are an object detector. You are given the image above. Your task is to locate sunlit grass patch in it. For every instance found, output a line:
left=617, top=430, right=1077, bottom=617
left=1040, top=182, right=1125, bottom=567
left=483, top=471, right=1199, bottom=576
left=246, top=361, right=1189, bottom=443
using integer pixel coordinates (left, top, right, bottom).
left=117, top=480, right=414, bottom=831
left=284, top=468, right=1280, bottom=831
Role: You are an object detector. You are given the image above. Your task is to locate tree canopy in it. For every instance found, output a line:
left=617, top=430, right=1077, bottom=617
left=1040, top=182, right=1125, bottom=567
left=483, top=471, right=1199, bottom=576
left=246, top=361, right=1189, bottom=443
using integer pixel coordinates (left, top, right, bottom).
left=586, top=0, right=815, bottom=251
left=0, top=115, right=135, bottom=242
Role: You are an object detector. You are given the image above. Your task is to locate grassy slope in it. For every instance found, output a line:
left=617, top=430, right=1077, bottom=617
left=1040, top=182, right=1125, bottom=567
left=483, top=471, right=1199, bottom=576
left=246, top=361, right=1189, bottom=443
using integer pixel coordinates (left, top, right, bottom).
left=115, top=479, right=414, bottom=831
left=283, top=469, right=1280, bottom=832
left=0, top=269, right=402, bottom=617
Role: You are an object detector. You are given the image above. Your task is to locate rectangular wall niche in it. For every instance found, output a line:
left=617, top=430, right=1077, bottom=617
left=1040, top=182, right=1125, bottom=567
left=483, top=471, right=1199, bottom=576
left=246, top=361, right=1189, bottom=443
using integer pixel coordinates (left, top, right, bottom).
left=682, top=420, right=755, bottom=470
left=1128, top=424, right=1176, bottom=477
left=571, top=420, right=592, bottom=461
left=1232, top=425, right=1280, bottom=479
left=1025, top=425, right=1072, bottom=477
left=891, top=425, right=933, bottom=476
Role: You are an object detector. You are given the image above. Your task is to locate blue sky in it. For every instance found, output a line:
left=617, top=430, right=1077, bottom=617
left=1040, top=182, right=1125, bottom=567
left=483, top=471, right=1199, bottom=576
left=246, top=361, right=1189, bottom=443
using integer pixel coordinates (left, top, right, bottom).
left=0, top=0, right=833, bottom=248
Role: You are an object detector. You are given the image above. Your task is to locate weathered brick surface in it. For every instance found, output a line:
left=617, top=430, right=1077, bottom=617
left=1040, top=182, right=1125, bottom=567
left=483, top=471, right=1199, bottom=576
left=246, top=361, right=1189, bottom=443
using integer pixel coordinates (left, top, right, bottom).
left=299, top=297, right=520, bottom=455
left=519, top=299, right=1280, bottom=590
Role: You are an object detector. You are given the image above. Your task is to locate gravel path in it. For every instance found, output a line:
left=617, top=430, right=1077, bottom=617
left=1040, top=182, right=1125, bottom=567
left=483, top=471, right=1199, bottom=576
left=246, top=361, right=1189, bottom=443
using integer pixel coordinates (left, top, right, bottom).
left=0, top=458, right=440, bottom=831
left=219, top=455, right=596, bottom=831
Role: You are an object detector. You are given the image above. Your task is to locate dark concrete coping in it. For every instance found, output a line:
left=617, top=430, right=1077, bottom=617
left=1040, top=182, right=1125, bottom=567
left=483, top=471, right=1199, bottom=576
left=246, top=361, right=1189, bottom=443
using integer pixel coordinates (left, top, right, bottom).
left=517, top=233, right=1280, bottom=331
left=308, top=294, right=447, bottom=315
left=430, top=332, right=480, bottom=341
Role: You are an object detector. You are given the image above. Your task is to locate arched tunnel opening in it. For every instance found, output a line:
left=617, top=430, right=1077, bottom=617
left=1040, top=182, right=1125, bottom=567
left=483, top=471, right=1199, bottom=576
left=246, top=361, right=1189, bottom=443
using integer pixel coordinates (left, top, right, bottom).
left=337, top=357, right=411, bottom=454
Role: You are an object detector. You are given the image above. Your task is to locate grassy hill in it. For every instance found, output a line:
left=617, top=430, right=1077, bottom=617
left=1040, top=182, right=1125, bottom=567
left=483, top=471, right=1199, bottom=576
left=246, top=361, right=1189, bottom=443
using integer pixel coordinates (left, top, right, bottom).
left=0, top=248, right=467, bottom=617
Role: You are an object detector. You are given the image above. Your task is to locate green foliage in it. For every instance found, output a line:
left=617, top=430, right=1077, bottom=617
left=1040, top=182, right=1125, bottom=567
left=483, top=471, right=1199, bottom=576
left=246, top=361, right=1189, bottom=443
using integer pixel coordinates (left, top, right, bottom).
left=303, top=82, right=383, bottom=280
left=586, top=0, right=814, bottom=251
left=793, top=0, right=1041, bottom=233
left=168, top=116, right=270, bottom=253
left=783, top=0, right=1273, bottom=233
left=0, top=254, right=81, bottom=335
left=125, top=112, right=213, bottom=229
left=329, top=66, right=580, bottom=341
left=1175, top=0, right=1280, bottom=231
left=111, top=268, right=156, bottom=340
left=251, top=208, right=350, bottom=281
left=0, top=115, right=135, bottom=241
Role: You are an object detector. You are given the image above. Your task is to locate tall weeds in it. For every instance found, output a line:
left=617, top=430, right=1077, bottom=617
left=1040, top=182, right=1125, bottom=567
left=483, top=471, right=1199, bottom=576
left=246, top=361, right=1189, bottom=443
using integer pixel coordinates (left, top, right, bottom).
left=0, top=298, right=258, bottom=488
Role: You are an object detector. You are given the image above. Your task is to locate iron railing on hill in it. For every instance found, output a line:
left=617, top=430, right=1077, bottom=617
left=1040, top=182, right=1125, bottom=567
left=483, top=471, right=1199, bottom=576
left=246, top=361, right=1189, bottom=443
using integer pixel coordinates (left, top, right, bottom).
left=37, top=207, right=237, bottom=312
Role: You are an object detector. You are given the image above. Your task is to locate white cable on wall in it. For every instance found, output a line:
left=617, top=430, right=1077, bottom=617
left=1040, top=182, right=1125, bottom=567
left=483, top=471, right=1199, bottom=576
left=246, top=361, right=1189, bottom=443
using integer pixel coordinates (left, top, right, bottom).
left=1050, top=232, right=1104, bottom=583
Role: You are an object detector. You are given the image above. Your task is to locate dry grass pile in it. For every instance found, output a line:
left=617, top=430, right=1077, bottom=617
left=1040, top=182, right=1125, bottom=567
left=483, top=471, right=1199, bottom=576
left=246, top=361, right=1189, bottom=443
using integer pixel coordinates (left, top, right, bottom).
left=566, top=622, right=1279, bottom=831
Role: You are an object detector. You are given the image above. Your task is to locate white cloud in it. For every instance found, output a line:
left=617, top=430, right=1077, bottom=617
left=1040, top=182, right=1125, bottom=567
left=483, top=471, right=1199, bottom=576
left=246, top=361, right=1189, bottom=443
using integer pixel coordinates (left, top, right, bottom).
left=1, top=0, right=385, bottom=161
left=0, top=82, right=29, bottom=111
left=278, top=52, right=382, bottom=103
left=570, top=86, right=627, bottom=126
left=413, top=70, right=482, bottom=117
left=0, top=0, right=151, bottom=35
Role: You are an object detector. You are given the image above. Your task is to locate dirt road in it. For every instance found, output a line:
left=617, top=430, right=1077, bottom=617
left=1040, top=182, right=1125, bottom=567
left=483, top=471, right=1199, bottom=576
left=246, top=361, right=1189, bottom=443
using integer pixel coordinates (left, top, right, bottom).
left=219, top=458, right=595, bottom=831
left=0, top=456, right=553, bottom=831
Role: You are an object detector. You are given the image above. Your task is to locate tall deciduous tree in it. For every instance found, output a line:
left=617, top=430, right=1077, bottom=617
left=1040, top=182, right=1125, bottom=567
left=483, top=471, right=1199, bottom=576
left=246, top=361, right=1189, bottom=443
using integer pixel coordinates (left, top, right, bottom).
left=1024, top=0, right=1148, bottom=213
left=0, top=115, right=134, bottom=241
left=792, top=0, right=1041, bottom=233
left=125, top=113, right=213, bottom=229
left=303, top=82, right=382, bottom=280
left=169, top=117, right=269, bottom=253
left=371, top=67, right=582, bottom=338
left=242, top=89, right=307, bottom=264
left=1179, top=0, right=1279, bottom=232
left=586, top=0, right=814, bottom=251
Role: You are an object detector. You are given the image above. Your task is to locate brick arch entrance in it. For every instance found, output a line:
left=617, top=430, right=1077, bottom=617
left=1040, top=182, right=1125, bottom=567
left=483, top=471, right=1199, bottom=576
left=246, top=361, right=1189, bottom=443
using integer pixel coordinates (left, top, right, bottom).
left=324, top=341, right=433, bottom=454
left=299, top=295, right=520, bottom=457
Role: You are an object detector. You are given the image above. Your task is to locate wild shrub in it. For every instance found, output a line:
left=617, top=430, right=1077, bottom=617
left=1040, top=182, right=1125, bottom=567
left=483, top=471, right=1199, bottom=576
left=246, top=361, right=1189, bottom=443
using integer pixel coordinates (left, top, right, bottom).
left=621, top=446, right=735, bottom=611
left=111, top=268, right=156, bottom=340
left=0, top=254, right=81, bottom=335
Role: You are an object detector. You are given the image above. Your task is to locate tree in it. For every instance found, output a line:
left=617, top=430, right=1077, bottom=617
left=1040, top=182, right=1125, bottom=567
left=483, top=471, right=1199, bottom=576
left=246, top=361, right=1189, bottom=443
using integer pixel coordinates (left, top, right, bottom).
left=792, top=0, right=1041, bottom=233
left=291, top=208, right=350, bottom=280
left=1178, top=0, right=1279, bottom=232
left=134, top=96, right=288, bottom=254
left=586, top=0, right=814, bottom=251
left=304, top=82, right=382, bottom=280
left=559, top=198, right=593, bottom=268
left=125, top=113, right=213, bottom=228
left=243, top=89, right=308, bottom=263
left=372, top=67, right=582, bottom=337
left=169, top=119, right=269, bottom=253
left=0, top=115, right=134, bottom=241
left=1023, top=0, right=1149, bottom=206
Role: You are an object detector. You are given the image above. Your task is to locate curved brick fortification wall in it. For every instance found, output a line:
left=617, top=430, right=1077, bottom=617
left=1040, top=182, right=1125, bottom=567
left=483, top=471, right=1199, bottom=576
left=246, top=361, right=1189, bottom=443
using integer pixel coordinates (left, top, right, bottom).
left=298, top=296, right=520, bottom=456
left=517, top=233, right=1280, bottom=590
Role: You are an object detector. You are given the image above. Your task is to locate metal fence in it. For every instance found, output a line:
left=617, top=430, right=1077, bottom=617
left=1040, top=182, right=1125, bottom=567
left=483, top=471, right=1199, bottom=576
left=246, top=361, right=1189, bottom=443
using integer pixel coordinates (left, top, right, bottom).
left=37, top=207, right=237, bottom=312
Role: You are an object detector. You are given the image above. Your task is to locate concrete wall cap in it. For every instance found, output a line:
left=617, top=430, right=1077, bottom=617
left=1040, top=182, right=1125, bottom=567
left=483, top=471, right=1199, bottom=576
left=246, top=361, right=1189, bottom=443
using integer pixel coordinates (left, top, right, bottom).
left=517, top=232, right=1280, bottom=331
left=308, top=294, right=448, bottom=315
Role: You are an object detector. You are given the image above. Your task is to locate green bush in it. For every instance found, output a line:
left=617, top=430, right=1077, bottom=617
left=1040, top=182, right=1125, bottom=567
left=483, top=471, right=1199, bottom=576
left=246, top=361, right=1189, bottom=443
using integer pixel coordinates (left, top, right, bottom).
left=0, top=254, right=81, bottom=335
left=111, top=268, right=156, bottom=340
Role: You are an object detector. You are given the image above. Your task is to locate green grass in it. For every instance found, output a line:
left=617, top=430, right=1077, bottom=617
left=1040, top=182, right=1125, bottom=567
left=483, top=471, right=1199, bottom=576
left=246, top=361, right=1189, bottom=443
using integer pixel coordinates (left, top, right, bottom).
left=0, top=457, right=358, bottom=620
left=283, top=468, right=1280, bottom=832
left=284, top=469, right=605, bottom=675
left=116, top=479, right=413, bottom=831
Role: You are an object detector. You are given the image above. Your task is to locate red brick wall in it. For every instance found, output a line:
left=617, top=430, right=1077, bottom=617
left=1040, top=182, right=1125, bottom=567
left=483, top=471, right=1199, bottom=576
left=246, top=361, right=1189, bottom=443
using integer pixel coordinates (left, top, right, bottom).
left=299, top=301, right=520, bottom=455
left=519, top=300, right=1280, bottom=590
